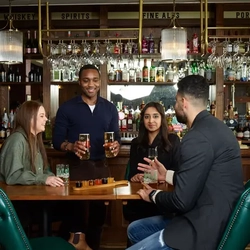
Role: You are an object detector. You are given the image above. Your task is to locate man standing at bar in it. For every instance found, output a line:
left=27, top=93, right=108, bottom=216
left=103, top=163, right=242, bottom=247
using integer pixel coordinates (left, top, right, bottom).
left=53, top=64, right=121, bottom=250
left=126, top=75, right=244, bottom=250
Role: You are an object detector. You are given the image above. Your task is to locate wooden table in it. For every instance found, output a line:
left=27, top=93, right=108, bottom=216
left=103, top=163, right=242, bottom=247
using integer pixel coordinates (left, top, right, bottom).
left=116, top=182, right=173, bottom=204
left=0, top=182, right=117, bottom=236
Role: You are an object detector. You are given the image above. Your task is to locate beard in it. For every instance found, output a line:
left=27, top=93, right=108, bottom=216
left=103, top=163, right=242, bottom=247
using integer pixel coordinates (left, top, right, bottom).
left=175, top=110, right=187, bottom=124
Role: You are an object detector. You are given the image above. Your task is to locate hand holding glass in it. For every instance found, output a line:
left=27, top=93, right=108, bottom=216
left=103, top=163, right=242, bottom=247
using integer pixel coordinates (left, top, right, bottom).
left=79, top=133, right=90, bottom=160
left=104, top=132, right=116, bottom=158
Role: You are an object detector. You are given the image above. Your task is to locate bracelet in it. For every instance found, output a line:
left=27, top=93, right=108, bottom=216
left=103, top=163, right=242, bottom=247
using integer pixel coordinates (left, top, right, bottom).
left=64, top=142, right=69, bottom=151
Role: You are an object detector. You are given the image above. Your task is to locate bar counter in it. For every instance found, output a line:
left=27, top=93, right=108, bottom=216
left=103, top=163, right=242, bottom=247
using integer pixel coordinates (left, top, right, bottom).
left=45, top=145, right=250, bottom=182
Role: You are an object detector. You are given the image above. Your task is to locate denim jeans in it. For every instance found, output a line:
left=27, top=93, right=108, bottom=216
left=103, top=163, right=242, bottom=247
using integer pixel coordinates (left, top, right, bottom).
left=126, top=215, right=174, bottom=250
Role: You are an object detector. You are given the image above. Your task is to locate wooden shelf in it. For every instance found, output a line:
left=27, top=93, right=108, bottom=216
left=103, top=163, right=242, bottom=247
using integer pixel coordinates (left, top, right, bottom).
left=51, top=81, right=78, bottom=85
left=0, top=82, right=42, bottom=85
left=224, top=81, right=250, bottom=85
left=108, top=81, right=175, bottom=85
left=24, top=54, right=43, bottom=60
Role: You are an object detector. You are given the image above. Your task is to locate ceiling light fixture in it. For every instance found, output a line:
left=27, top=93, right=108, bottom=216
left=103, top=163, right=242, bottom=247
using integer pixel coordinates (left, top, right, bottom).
left=161, top=0, right=187, bottom=62
left=0, top=0, right=23, bottom=64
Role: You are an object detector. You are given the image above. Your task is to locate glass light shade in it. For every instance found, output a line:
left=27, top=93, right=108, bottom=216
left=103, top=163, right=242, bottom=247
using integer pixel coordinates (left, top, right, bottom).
left=0, top=30, right=23, bottom=64
left=161, top=27, right=187, bottom=62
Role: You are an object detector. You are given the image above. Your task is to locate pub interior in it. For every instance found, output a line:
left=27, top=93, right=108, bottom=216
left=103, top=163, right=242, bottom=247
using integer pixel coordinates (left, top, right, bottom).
left=1, top=0, right=250, bottom=249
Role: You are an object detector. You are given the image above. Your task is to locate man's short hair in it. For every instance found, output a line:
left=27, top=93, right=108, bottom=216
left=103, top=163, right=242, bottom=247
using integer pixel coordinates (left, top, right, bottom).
left=79, top=64, right=101, bottom=78
left=177, top=75, right=209, bottom=102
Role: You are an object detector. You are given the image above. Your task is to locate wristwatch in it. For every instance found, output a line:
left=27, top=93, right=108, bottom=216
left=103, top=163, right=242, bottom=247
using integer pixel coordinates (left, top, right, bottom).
left=149, top=189, right=157, bottom=203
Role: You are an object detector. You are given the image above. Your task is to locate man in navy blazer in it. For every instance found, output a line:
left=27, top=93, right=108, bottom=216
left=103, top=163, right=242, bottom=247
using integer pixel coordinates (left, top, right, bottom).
left=126, top=75, right=244, bottom=250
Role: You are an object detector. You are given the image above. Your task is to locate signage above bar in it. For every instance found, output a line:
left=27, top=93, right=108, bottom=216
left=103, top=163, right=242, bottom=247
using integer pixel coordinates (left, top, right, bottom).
left=51, top=12, right=99, bottom=20
left=224, top=11, right=250, bottom=19
left=0, top=13, right=37, bottom=21
left=108, top=11, right=213, bottom=19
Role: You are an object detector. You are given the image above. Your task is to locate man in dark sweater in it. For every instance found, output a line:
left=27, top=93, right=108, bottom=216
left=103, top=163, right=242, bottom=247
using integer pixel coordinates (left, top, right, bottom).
left=53, top=64, right=121, bottom=250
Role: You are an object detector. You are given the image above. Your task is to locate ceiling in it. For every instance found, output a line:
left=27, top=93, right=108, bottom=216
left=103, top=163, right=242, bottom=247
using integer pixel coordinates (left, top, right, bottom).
left=0, top=0, right=248, bottom=6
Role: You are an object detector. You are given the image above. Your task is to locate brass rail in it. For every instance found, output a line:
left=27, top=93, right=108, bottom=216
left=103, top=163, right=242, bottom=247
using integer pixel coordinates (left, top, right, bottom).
left=38, top=0, right=143, bottom=58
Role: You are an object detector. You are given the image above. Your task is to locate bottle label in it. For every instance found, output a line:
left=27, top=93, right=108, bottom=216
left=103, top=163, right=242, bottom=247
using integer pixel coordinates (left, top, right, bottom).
left=26, top=48, right=31, bottom=54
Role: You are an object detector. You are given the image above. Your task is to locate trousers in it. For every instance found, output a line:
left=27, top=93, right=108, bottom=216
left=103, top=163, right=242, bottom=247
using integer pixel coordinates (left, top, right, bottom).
left=126, top=215, right=174, bottom=250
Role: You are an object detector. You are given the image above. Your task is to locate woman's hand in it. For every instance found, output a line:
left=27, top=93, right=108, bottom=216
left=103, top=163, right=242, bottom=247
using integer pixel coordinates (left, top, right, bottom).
left=130, top=173, right=144, bottom=182
left=46, top=176, right=64, bottom=187
left=137, top=157, right=167, bottom=182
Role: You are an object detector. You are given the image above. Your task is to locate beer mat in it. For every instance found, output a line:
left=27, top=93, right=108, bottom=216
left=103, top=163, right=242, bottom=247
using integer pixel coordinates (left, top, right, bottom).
left=72, top=180, right=128, bottom=191
left=240, top=145, right=249, bottom=149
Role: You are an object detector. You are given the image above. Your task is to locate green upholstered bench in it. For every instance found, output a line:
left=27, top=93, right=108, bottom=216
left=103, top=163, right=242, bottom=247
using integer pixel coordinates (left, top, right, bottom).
left=217, top=180, right=250, bottom=250
left=0, top=188, right=75, bottom=250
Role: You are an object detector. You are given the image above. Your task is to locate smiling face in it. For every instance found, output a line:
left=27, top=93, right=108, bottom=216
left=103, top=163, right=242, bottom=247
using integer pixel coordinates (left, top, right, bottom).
left=79, top=68, right=101, bottom=102
left=30, top=106, right=48, bottom=135
left=143, top=107, right=161, bottom=133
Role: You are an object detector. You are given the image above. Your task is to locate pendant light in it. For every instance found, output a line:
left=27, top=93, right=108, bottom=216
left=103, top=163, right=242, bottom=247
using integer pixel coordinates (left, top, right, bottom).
left=0, top=0, right=23, bottom=64
left=161, top=0, right=187, bottom=62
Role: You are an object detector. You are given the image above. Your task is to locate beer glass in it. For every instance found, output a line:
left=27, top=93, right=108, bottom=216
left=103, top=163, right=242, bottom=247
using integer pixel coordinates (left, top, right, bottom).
left=104, top=132, right=115, bottom=158
left=143, top=169, right=158, bottom=189
left=79, top=133, right=90, bottom=160
left=56, top=164, right=70, bottom=185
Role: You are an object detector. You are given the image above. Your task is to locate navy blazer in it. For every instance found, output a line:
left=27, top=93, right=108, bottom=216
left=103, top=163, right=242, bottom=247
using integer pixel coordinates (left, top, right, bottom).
left=156, top=110, right=244, bottom=250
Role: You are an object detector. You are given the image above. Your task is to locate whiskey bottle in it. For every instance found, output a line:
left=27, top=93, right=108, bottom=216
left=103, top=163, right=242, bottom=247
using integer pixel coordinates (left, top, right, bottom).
left=142, top=59, right=148, bottom=82
left=32, top=30, right=38, bottom=54
left=25, top=30, right=32, bottom=54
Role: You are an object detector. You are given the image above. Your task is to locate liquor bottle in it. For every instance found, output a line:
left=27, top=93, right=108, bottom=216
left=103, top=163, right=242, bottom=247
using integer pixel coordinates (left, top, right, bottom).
left=142, top=36, right=148, bottom=54
left=0, top=64, right=6, bottom=82
left=192, top=33, right=199, bottom=53
left=2, top=108, right=9, bottom=129
left=7, top=66, right=15, bottom=82
left=127, top=110, right=133, bottom=132
left=128, top=62, right=135, bottom=82
left=148, top=34, right=154, bottom=54
left=25, top=30, right=32, bottom=54
left=210, top=101, right=216, bottom=116
left=9, top=109, right=14, bottom=129
left=29, top=65, right=36, bottom=82
left=15, top=67, right=21, bottom=82
left=156, top=63, right=165, bottom=82
left=122, top=63, right=129, bottom=82
left=0, top=122, right=6, bottom=140
left=115, top=64, right=122, bottom=82
left=140, top=100, right=145, bottom=111
left=149, top=59, right=156, bottom=82
left=135, top=61, right=142, bottom=82
left=5, top=122, right=11, bottom=138
left=142, top=59, right=148, bottom=82
left=36, top=67, right=42, bottom=82
left=108, top=64, right=115, bottom=82
left=32, top=30, right=38, bottom=54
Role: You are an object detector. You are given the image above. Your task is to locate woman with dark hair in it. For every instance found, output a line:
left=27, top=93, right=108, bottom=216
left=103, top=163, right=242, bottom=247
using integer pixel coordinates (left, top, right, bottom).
left=0, top=100, right=63, bottom=186
left=123, top=101, right=180, bottom=225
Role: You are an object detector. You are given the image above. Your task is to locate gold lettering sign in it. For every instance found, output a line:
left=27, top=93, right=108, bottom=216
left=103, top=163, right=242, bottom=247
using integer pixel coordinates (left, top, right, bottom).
left=108, top=11, right=213, bottom=19
left=51, top=12, right=99, bottom=20
left=0, top=13, right=37, bottom=21
left=224, top=11, right=250, bottom=19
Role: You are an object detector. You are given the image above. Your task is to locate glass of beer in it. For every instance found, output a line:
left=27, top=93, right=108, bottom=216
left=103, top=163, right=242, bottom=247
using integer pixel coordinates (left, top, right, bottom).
left=104, top=132, right=115, bottom=158
left=56, top=164, right=70, bottom=185
left=143, top=169, right=158, bottom=189
left=79, top=133, right=90, bottom=160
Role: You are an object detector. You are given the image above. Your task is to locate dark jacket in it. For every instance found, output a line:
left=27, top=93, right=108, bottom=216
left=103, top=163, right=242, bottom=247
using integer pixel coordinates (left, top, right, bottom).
left=128, top=133, right=180, bottom=181
left=155, top=110, right=244, bottom=250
